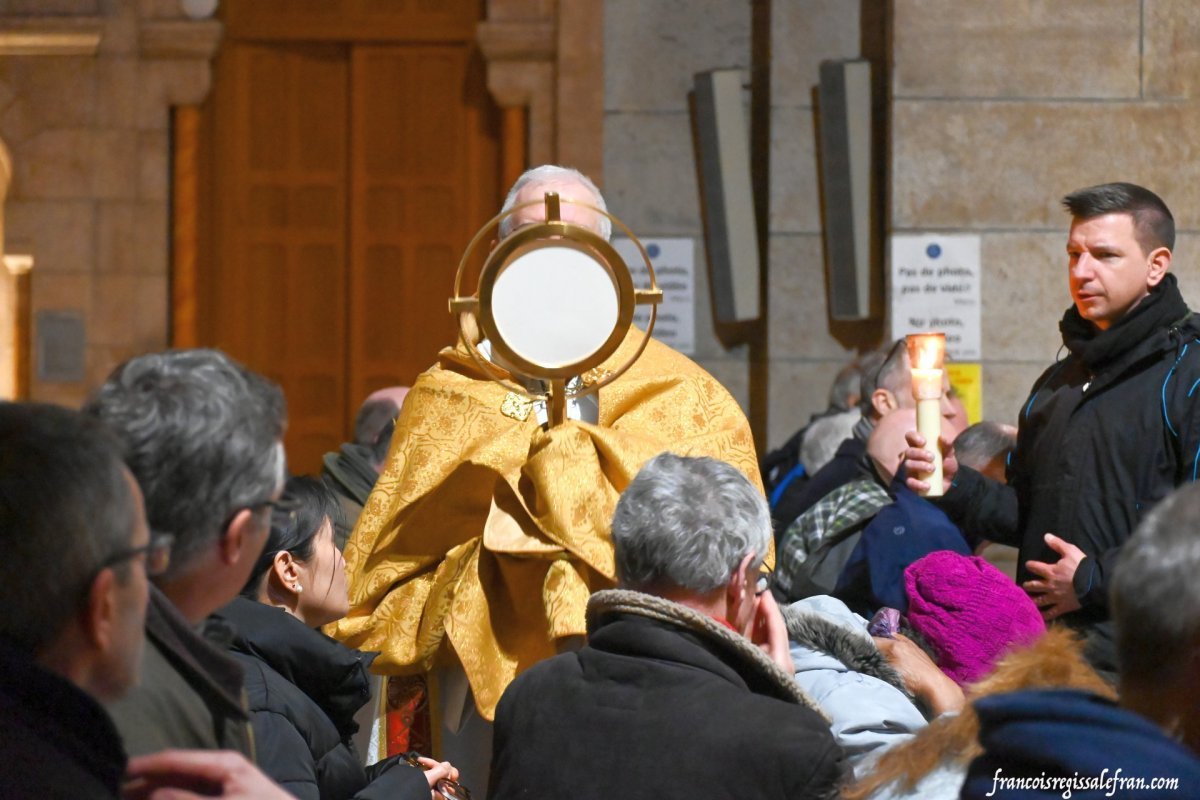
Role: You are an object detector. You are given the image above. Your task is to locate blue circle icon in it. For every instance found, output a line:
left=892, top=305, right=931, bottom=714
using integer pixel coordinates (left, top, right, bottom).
left=926, top=243, right=942, bottom=259
left=647, top=243, right=661, bottom=258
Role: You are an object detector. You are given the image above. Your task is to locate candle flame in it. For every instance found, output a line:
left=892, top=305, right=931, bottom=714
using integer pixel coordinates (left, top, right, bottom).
left=905, top=332, right=946, bottom=371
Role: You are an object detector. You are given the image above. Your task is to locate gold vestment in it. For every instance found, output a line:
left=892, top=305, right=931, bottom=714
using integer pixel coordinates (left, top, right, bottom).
left=330, top=329, right=764, bottom=719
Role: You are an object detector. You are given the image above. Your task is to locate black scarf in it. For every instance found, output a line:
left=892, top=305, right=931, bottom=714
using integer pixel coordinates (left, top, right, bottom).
left=1058, top=273, right=1190, bottom=371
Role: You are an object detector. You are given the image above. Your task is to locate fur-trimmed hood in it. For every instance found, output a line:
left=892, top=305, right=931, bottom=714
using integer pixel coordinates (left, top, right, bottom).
left=782, top=597, right=911, bottom=697
left=587, top=588, right=829, bottom=722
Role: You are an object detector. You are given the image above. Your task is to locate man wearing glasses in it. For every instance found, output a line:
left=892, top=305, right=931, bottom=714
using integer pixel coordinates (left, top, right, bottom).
left=489, top=453, right=841, bottom=800
left=85, top=348, right=288, bottom=758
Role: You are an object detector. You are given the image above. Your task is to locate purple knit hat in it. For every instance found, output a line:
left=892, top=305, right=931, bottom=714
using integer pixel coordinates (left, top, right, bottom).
left=904, top=551, right=1045, bottom=686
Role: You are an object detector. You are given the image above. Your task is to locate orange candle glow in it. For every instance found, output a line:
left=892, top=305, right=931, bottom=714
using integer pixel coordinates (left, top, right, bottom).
left=906, top=332, right=946, bottom=497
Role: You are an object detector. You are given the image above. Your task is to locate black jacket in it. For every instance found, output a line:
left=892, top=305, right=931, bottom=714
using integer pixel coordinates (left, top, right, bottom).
left=937, top=276, right=1200, bottom=669
left=489, top=589, right=843, bottom=800
left=213, top=598, right=429, bottom=800
left=0, top=640, right=127, bottom=799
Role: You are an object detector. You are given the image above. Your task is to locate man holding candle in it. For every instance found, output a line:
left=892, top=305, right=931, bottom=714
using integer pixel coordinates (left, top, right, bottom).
left=905, top=182, right=1200, bottom=676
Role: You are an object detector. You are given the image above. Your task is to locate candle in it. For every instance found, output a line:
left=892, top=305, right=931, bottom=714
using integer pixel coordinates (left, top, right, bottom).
left=906, top=333, right=946, bottom=497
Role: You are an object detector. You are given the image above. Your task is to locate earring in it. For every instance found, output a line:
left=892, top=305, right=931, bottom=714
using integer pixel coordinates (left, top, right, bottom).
left=294, top=583, right=303, bottom=593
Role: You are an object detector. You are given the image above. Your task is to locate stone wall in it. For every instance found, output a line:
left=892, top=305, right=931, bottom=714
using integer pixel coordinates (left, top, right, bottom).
left=892, top=0, right=1200, bottom=423
left=0, top=0, right=217, bottom=406
left=604, top=0, right=867, bottom=450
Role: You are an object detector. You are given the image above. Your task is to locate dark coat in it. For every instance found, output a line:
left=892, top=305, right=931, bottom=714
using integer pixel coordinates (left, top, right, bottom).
left=962, top=688, right=1200, bottom=799
left=105, top=585, right=253, bottom=758
left=936, top=276, right=1200, bottom=670
left=213, top=597, right=429, bottom=800
left=777, top=436, right=869, bottom=532
left=0, top=640, right=127, bottom=799
left=489, top=589, right=843, bottom=800
left=321, top=442, right=380, bottom=549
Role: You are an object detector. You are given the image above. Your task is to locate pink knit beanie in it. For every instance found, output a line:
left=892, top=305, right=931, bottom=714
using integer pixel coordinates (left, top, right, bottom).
left=904, top=551, right=1045, bottom=686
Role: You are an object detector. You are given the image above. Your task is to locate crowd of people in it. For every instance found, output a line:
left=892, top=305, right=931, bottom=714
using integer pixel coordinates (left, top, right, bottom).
left=2, top=170, right=1200, bottom=799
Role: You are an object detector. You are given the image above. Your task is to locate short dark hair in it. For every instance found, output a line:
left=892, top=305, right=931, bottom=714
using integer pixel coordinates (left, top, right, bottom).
left=354, top=398, right=400, bottom=464
left=953, top=421, right=1016, bottom=473
left=242, top=475, right=341, bottom=597
left=84, top=349, right=287, bottom=579
left=1111, top=482, right=1200, bottom=686
left=0, top=403, right=138, bottom=655
left=1062, top=182, right=1175, bottom=254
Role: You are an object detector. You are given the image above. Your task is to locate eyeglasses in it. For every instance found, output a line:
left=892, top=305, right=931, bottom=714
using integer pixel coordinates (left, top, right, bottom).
left=400, top=752, right=473, bottom=800
left=755, top=565, right=773, bottom=597
left=871, top=339, right=907, bottom=395
left=99, top=532, right=175, bottom=578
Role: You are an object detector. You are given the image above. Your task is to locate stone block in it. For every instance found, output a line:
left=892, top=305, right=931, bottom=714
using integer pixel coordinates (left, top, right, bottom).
left=32, top=271, right=92, bottom=318
left=768, top=233, right=850, bottom=360
left=96, top=57, right=140, bottom=129
left=0, top=57, right=97, bottom=131
left=30, top=380, right=88, bottom=407
left=1172, top=233, right=1200, bottom=294
left=769, top=104, right=821, bottom=234
left=92, top=272, right=166, bottom=346
left=981, top=361, right=1046, bottom=425
left=136, top=60, right=212, bottom=130
left=771, top=0, right=862, bottom=108
left=892, top=101, right=1200, bottom=231
left=92, top=128, right=140, bottom=199
left=13, top=129, right=94, bottom=199
left=138, top=0, right=187, bottom=17
left=86, top=343, right=141, bottom=389
left=99, top=0, right=140, bottom=56
left=605, top=0, right=749, bottom=112
left=766, top=358, right=850, bottom=450
left=96, top=200, right=168, bottom=274
left=5, top=200, right=96, bottom=273
left=979, top=232, right=1070, bottom=362
left=893, top=0, right=1139, bottom=99
left=1144, top=0, right=1200, bottom=100
left=604, top=111, right=703, bottom=234
left=138, top=129, right=168, bottom=200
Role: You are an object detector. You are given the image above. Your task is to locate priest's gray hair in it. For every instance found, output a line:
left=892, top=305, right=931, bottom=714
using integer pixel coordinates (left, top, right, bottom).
left=498, top=164, right=611, bottom=241
left=611, top=452, right=770, bottom=595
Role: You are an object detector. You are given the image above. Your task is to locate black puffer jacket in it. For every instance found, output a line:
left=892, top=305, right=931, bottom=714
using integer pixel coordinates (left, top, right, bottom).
left=937, top=275, right=1200, bottom=670
left=213, top=598, right=428, bottom=800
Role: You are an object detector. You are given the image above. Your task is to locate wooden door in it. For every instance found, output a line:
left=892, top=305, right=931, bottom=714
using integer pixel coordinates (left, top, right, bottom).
left=195, top=3, right=501, bottom=474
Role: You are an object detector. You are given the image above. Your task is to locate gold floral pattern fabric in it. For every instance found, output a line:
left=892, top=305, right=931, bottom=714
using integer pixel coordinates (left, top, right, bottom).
left=329, top=329, right=764, bottom=719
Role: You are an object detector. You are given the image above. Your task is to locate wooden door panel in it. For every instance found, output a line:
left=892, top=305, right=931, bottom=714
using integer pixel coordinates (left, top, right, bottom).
left=348, top=44, right=500, bottom=409
left=209, top=43, right=349, bottom=474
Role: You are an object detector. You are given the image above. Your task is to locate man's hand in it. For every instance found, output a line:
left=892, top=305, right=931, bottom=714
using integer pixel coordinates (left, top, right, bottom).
left=901, top=429, right=959, bottom=495
left=1024, top=533, right=1084, bottom=621
left=874, top=633, right=964, bottom=716
left=750, top=590, right=795, bottom=675
left=123, top=750, right=292, bottom=800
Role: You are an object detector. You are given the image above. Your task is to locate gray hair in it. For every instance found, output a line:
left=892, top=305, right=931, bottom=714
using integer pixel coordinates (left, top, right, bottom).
left=497, top=164, right=611, bottom=241
left=828, top=359, right=863, bottom=412
left=0, top=403, right=138, bottom=655
left=1111, top=482, right=1200, bottom=685
left=953, top=421, right=1016, bottom=473
left=84, top=349, right=287, bottom=579
left=611, top=452, right=771, bottom=595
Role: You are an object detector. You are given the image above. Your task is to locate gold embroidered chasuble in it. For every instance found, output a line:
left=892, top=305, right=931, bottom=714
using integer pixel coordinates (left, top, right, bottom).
left=329, top=329, right=765, bottom=719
